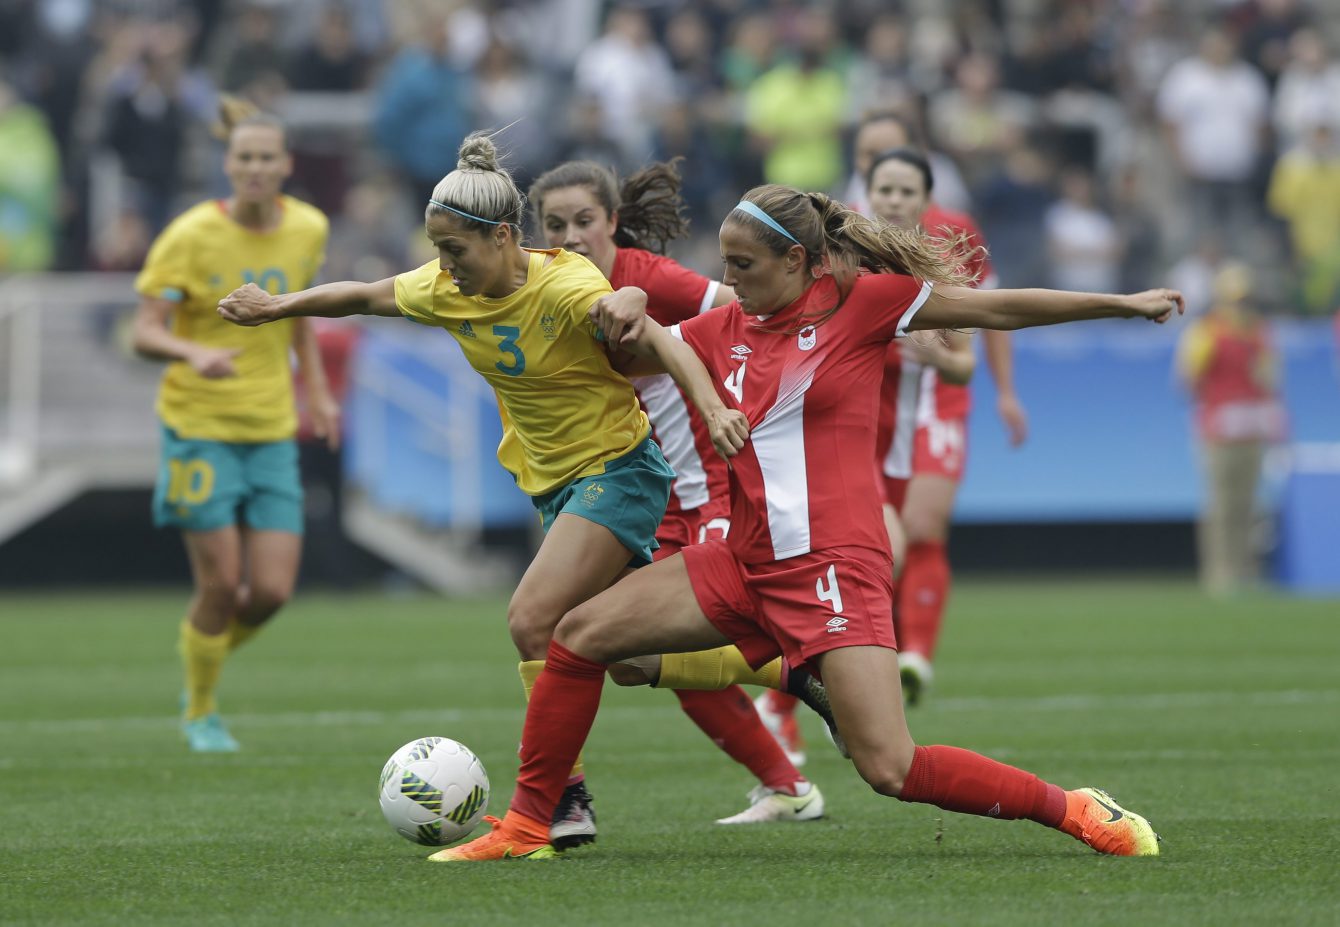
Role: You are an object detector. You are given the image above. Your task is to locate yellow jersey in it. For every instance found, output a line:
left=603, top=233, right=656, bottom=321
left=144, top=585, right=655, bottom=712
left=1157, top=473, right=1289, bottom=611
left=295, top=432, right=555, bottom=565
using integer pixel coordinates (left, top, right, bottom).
left=135, top=195, right=328, bottom=442
left=395, top=248, right=650, bottom=496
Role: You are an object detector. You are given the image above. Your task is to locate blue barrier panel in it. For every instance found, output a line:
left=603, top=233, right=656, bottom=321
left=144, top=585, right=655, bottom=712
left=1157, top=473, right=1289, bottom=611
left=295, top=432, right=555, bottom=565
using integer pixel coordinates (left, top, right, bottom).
left=958, top=319, right=1340, bottom=522
left=345, top=319, right=1337, bottom=538
left=345, top=325, right=534, bottom=529
left=1274, top=445, right=1340, bottom=594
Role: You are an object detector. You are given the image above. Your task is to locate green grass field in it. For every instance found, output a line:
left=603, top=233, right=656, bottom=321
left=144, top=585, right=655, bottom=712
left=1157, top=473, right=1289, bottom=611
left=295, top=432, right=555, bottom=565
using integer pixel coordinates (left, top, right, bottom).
left=2, top=579, right=1337, bottom=926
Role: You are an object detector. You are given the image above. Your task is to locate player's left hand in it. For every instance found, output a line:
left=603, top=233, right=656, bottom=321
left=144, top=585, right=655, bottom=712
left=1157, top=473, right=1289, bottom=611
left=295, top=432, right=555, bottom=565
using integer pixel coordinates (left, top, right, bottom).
left=997, top=392, right=1028, bottom=446
left=309, top=393, right=342, bottom=451
left=590, top=288, right=648, bottom=346
left=1123, top=289, right=1184, bottom=324
left=706, top=407, right=750, bottom=458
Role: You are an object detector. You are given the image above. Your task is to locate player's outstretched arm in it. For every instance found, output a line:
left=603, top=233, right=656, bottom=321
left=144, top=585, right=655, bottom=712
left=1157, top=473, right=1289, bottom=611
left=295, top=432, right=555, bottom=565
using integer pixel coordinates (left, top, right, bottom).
left=218, top=278, right=400, bottom=326
left=911, top=286, right=1183, bottom=333
left=641, top=321, right=749, bottom=458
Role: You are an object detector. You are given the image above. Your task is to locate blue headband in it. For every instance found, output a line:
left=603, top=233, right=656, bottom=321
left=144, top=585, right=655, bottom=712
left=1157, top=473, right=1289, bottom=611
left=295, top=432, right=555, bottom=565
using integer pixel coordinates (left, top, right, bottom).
left=429, top=199, right=507, bottom=226
left=733, top=200, right=799, bottom=245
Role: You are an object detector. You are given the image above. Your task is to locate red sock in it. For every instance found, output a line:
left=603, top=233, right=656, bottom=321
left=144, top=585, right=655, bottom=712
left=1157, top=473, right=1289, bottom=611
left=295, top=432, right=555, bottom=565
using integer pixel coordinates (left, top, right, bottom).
left=898, top=745, right=1066, bottom=826
left=511, top=640, right=607, bottom=824
left=767, top=690, right=798, bottom=712
left=675, top=686, right=804, bottom=793
left=899, top=541, right=950, bottom=659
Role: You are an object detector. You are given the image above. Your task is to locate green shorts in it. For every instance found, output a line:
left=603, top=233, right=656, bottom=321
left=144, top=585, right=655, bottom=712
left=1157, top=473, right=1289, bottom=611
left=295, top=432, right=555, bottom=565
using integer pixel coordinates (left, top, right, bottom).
left=533, top=436, right=674, bottom=567
left=152, top=424, right=304, bottom=534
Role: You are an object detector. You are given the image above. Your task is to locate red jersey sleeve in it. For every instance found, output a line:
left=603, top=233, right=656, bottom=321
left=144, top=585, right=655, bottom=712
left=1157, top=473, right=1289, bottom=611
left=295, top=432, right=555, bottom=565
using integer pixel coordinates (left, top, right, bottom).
left=611, top=248, right=717, bottom=327
left=848, top=273, right=934, bottom=343
left=669, top=308, right=721, bottom=373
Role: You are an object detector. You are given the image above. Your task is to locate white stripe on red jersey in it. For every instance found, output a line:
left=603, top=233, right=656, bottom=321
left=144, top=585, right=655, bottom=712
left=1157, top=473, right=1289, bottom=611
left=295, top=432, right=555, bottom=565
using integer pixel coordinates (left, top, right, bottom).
left=673, top=272, right=930, bottom=564
left=611, top=248, right=729, bottom=516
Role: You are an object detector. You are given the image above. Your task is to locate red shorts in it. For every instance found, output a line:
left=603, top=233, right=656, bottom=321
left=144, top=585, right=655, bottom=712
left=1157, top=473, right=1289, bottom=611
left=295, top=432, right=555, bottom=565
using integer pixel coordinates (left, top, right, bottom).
left=681, top=541, right=896, bottom=674
left=912, top=414, right=967, bottom=482
left=654, top=502, right=731, bottom=561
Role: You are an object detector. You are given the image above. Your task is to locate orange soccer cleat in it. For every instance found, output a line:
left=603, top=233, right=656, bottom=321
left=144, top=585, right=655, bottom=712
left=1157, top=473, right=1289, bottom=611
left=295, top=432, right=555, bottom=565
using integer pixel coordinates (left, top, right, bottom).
left=1060, top=787, right=1161, bottom=857
left=427, top=812, right=558, bottom=862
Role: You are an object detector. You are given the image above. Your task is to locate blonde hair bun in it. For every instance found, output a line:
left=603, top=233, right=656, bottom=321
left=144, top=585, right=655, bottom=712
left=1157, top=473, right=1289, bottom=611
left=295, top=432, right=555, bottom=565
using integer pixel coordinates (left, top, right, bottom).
left=458, top=134, right=501, bottom=173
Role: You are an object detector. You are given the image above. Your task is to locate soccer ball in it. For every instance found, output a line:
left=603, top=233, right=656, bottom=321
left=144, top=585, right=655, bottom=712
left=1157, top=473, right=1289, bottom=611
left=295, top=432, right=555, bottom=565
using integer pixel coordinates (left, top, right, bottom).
left=378, top=736, right=490, bottom=846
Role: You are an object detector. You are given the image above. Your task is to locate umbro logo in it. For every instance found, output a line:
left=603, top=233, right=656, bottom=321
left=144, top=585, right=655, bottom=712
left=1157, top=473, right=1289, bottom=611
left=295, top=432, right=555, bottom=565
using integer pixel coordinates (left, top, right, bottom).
left=458, top=321, right=477, bottom=338
left=730, top=344, right=752, bottom=359
left=825, top=616, right=848, bottom=633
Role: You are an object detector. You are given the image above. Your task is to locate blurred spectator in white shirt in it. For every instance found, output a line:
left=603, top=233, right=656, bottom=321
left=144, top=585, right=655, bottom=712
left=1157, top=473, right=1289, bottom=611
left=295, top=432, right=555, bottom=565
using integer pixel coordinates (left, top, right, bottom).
left=573, top=4, right=675, bottom=165
left=1044, top=166, right=1121, bottom=293
left=1157, top=26, right=1269, bottom=250
left=1272, top=28, right=1340, bottom=152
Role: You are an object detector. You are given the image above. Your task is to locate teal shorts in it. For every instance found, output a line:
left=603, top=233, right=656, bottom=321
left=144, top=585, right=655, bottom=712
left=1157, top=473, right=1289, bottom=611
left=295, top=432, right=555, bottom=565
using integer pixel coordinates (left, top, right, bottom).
left=152, top=424, right=304, bottom=534
left=533, top=436, right=674, bottom=567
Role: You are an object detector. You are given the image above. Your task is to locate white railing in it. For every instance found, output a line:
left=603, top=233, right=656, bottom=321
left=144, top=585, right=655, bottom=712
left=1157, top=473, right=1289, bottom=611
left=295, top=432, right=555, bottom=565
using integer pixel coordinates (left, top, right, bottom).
left=0, top=273, right=157, bottom=543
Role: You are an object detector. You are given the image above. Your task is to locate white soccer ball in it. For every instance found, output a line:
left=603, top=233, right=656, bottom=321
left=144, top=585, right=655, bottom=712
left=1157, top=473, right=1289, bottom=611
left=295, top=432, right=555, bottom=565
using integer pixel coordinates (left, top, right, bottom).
left=378, top=736, right=490, bottom=846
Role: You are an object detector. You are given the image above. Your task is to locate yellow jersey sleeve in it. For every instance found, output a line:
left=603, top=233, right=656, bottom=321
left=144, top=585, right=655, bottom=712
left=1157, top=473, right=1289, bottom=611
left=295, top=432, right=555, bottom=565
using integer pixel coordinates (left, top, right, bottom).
left=1176, top=320, right=1215, bottom=386
left=143, top=197, right=329, bottom=443
left=550, top=251, right=615, bottom=341
left=135, top=214, right=195, bottom=304
left=394, top=259, right=443, bottom=325
left=384, top=249, right=649, bottom=495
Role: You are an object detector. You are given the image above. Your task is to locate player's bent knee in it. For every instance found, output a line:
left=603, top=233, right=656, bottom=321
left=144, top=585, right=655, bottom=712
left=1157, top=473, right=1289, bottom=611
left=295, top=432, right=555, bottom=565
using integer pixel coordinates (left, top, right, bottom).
left=506, top=598, right=562, bottom=659
left=246, top=582, right=293, bottom=618
left=849, top=746, right=915, bottom=798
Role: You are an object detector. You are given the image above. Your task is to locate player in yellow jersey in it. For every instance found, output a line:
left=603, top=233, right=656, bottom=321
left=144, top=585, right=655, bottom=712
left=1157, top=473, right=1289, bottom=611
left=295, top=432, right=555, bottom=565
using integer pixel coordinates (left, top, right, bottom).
left=131, top=97, right=340, bottom=753
left=217, top=134, right=839, bottom=852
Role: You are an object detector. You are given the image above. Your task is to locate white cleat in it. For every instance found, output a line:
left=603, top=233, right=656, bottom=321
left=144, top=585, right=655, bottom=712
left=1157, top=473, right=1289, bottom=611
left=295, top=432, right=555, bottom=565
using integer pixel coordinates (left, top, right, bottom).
left=715, top=783, right=825, bottom=825
left=898, top=651, right=934, bottom=707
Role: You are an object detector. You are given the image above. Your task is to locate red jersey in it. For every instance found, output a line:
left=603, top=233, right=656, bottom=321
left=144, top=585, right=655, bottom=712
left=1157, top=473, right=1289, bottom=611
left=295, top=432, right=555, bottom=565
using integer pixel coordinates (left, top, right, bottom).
left=610, top=247, right=729, bottom=514
left=673, top=272, right=932, bottom=565
left=1189, top=318, right=1286, bottom=442
left=919, top=204, right=995, bottom=422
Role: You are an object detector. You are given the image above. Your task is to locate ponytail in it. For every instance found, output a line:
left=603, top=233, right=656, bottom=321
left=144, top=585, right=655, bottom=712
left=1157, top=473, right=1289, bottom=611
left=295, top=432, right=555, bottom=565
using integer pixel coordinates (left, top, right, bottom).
left=212, top=93, right=285, bottom=144
left=727, top=184, right=979, bottom=331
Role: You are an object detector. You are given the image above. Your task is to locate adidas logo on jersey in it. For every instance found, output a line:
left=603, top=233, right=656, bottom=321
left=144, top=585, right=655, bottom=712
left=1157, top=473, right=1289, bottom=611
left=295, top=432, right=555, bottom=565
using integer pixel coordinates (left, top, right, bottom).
left=458, top=321, right=477, bottom=339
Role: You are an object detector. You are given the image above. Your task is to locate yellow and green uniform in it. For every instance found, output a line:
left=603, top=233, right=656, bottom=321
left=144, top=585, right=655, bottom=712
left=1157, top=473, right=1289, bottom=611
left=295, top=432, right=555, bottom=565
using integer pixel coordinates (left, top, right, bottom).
left=394, top=248, right=672, bottom=563
left=136, top=195, right=328, bottom=533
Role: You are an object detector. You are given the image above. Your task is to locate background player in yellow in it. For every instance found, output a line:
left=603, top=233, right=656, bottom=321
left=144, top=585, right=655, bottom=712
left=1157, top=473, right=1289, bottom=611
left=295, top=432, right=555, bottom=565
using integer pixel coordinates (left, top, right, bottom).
left=216, top=134, right=791, bottom=850
left=131, top=96, right=340, bottom=753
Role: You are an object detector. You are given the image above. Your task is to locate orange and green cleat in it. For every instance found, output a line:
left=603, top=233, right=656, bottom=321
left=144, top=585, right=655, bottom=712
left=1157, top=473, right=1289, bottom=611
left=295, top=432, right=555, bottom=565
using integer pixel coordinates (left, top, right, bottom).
left=427, top=813, right=558, bottom=862
left=1060, top=787, right=1161, bottom=857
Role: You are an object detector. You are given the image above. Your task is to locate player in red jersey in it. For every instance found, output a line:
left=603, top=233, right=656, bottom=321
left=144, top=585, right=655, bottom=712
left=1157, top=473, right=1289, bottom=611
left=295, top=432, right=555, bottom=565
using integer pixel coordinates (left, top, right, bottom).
left=870, top=147, right=988, bottom=705
left=431, top=183, right=1178, bottom=861
left=752, top=144, right=984, bottom=750
left=529, top=159, right=822, bottom=824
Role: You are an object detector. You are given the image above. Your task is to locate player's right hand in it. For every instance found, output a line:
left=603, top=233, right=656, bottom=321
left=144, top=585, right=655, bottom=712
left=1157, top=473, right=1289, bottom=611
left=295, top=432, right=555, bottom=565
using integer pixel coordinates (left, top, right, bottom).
left=218, top=282, right=276, bottom=327
left=589, top=287, right=649, bottom=346
left=189, top=346, right=242, bottom=379
left=706, top=407, right=750, bottom=458
left=1123, top=289, right=1184, bottom=323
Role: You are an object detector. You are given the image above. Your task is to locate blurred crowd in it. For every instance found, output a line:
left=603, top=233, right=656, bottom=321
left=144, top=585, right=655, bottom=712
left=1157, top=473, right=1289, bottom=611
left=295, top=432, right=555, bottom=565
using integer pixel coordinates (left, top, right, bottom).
left=2, top=0, right=1340, bottom=314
